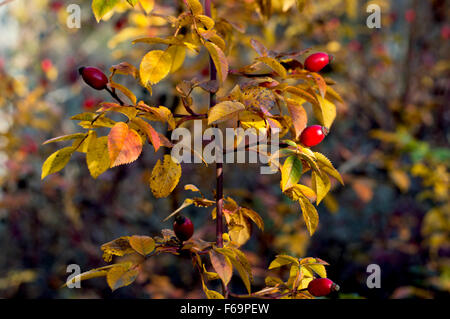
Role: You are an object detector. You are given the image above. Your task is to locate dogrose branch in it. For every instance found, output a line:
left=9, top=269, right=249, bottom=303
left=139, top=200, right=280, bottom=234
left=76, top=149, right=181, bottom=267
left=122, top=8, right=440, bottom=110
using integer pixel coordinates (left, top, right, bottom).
left=204, top=0, right=224, bottom=250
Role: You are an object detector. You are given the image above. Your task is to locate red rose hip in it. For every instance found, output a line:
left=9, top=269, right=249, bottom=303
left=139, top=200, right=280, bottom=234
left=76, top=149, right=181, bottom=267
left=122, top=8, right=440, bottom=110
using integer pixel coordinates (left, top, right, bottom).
left=308, top=278, right=339, bottom=297
left=304, top=52, right=331, bottom=72
left=173, top=215, right=194, bottom=242
left=299, top=125, right=328, bottom=147
left=79, top=66, right=108, bottom=90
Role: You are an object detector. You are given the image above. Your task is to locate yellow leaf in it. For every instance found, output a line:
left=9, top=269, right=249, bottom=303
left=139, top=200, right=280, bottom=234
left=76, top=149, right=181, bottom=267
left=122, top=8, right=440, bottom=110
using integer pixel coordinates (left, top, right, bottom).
left=204, top=41, right=228, bottom=84
left=101, top=237, right=135, bottom=262
left=87, top=135, right=111, bottom=179
left=108, top=122, right=143, bottom=167
left=149, top=154, right=182, bottom=198
left=314, top=152, right=344, bottom=185
left=313, top=95, right=336, bottom=128
left=268, top=255, right=299, bottom=269
left=106, top=263, right=139, bottom=291
left=92, top=0, right=121, bottom=22
left=239, top=111, right=266, bottom=130
left=257, top=56, right=287, bottom=78
left=240, top=207, right=264, bottom=231
left=226, top=210, right=252, bottom=247
left=186, top=0, right=203, bottom=15
left=166, top=45, right=186, bottom=73
left=281, top=155, right=303, bottom=192
left=129, top=235, right=155, bottom=256
left=139, top=0, right=154, bottom=13
left=284, top=184, right=317, bottom=203
left=208, top=101, right=245, bottom=125
left=163, top=198, right=194, bottom=221
left=196, top=15, right=215, bottom=29
left=108, top=81, right=137, bottom=105
left=63, top=264, right=118, bottom=288
left=390, top=169, right=410, bottom=193
left=140, top=50, right=172, bottom=86
left=43, top=133, right=87, bottom=145
left=298, top=195, right=319, bottom=235
left=311, top=171, right=330, bottom=204
left=41, top=146, right=75, bottom=179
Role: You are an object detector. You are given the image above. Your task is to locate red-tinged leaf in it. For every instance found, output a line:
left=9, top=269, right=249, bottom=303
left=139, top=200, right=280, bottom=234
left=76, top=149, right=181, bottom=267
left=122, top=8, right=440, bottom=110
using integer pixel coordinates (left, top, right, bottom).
left=286, top=98, right=307, bottom=138
left=108, top=122, right=143, bottom=167
left=132, top=118, right=161, bottom=152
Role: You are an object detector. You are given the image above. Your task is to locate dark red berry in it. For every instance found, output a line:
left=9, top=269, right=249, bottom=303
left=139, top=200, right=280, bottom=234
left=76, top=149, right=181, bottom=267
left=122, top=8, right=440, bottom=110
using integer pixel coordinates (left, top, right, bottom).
left=299, top=125, right=328, bottom=147
left=307, top=278, right=339, bottom=297
left=78, top=66, right=108, bottom=90
left=173, top=215, right=194, bottom=242
left=304, top=52, right=331, bottom=72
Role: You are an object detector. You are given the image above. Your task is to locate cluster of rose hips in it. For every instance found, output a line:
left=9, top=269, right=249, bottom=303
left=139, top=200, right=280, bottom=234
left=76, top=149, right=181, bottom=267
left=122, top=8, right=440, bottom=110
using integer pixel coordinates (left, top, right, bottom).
left=298, top=52, right=333, bottom=148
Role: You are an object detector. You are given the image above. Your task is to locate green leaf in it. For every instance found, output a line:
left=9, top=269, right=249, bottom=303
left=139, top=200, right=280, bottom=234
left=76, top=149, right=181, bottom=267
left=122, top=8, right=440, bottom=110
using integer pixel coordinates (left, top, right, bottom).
left=92, top=0, right=121, bottom=23
left=281, top=155, right=302, bottom=192
left=41, top=147, right=75, bottom=179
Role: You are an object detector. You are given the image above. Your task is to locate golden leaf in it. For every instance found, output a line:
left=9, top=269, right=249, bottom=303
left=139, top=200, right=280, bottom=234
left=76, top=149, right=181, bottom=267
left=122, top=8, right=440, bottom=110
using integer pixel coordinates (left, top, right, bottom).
left=41, top=146, right=75, bottom=179
left=257, top=56, right=287, bottom=78
left=311, top=170, right=330, bottom=204
left=129, top=235, right=155, bottom=256
left=106, top=263, right=139, bottom=291
left=298, top=195, right=319, bottom=236
left=86, top=135, right=111, bottom=179
left=208, top=101, right=245, bottom=125
left=140, top=50, right=172, bottom=86
left=149, top=154, right=182, bottom=198
left=204, top=41, right=228, bottom=84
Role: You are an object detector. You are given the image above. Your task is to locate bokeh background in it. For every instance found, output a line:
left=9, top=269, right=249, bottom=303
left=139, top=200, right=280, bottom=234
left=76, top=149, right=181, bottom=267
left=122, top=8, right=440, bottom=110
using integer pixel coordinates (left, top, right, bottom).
left=0, top=0, right=448, bottom=299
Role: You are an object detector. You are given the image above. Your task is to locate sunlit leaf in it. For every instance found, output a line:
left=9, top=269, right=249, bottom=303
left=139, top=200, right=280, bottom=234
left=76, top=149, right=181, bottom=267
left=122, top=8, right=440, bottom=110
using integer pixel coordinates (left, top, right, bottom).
left=281, top=155, right=303, bottom=192
left=108, top=122, right=143, bottom=167
left=140, top=50, right=172, bottom=86
left=41, top=147, right=75, bottom=179
left=208, top=101, right=245, bottom=125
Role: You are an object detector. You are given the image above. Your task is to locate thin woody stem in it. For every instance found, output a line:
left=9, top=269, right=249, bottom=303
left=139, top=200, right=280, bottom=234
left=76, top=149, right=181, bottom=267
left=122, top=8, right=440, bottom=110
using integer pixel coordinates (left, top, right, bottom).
left=105, top=87, right=125, bottom=106
left=204, top=0, right=224, bottom=249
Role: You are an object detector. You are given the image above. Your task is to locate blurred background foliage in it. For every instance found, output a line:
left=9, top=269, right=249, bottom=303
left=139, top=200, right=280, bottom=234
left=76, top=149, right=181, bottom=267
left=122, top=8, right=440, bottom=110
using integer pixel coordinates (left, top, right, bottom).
left=0, top=0, right=448, bottom=299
